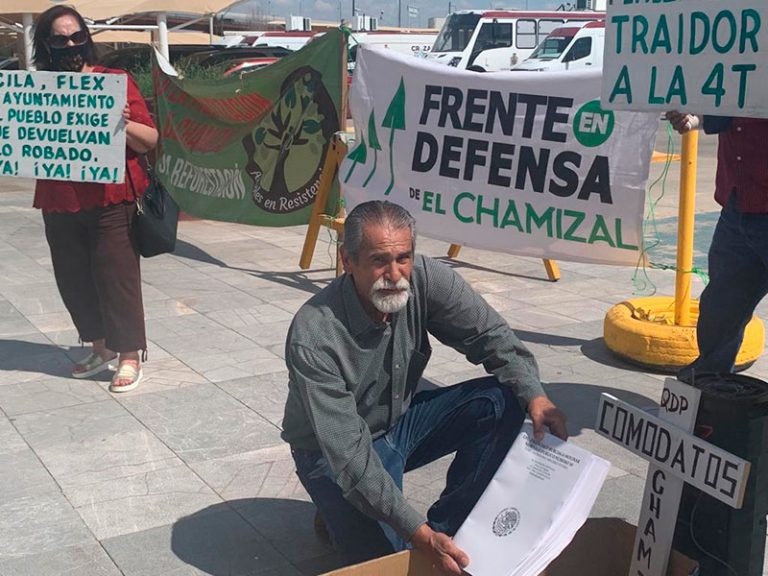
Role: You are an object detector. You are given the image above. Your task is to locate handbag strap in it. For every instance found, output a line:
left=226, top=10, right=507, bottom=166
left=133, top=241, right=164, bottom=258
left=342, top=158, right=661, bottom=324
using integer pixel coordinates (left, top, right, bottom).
left=126, top=162, right=137, bottom=199
left=125, top=157, right=150, bottom=213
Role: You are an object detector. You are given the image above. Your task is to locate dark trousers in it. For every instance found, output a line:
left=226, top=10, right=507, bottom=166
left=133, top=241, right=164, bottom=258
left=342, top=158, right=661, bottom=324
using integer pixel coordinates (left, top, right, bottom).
left=43, top=202, right=146, bottom=353
left=680, top=195, right=768, bottom=378
left=292, top=377, right=524, bottom=565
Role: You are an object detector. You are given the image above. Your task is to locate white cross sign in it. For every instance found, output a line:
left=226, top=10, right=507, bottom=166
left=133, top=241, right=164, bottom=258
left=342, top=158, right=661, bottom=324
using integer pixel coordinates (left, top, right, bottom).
left=595, top=380, right=751, bottom=576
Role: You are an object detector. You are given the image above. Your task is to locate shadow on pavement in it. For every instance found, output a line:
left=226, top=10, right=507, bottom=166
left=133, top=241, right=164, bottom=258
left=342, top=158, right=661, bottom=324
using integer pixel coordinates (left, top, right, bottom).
left=514, top=329, right=590, bottom=348
left=580, top=337, right=661, bottom=373
left=513, top=329, right=660, bottom=375
left=0, top=339, right=97, bottom=378
left=173, top=239, right=230, bottom=267
left=172, top=498, right=343, bottom=576
left=544, top=381, right=659, bottom=439
left=435, top=256, right=555, bottom=282
left=174, top=238, right=333, bottom=296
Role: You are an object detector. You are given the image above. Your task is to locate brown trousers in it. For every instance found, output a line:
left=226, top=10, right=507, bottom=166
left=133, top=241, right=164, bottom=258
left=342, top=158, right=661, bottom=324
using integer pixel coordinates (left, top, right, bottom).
left=43, top=202, right=146, bottom=353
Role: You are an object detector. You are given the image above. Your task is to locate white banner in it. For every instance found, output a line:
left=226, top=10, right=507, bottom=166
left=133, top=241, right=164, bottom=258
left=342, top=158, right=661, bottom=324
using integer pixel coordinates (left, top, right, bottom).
left=602, top=0, right=768, bottom=117
left=0, top=70, right=126, bottom=183
left=342, top=46, right=659, bottom=266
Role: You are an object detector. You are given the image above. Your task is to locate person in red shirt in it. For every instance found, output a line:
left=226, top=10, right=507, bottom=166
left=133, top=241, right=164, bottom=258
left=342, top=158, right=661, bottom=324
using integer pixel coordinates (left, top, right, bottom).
left=32, top=5, right=158, bottom=392
left=666, top=111, right=768, bottom=380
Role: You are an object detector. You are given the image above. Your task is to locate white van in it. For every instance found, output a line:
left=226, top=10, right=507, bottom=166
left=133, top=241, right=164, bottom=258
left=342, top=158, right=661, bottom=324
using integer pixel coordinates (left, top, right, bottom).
left=513, top=20, right=605, bottom=71
left=251, top=31, right=319, bottom=51
left=426, top=10, right=602, bottom=72
left=351, top=31, right=438, bottom=57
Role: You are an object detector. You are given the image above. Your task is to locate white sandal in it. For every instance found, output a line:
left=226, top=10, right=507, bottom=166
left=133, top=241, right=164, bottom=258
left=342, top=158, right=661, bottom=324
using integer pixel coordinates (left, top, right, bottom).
left=109, top=361, right=142, bottom=393
left=72, top=352, right=117, bottom=379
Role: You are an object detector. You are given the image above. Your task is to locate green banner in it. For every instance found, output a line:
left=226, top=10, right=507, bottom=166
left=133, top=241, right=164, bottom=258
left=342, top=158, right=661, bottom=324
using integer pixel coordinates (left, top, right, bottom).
left=153, top=30, right=344, bottom=226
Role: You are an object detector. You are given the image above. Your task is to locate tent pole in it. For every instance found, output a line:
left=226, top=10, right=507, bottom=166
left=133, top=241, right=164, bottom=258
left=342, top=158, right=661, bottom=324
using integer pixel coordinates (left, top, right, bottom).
left=156, top=13, right=169, bottom=61
left=23, top=13, right=34, bottom=70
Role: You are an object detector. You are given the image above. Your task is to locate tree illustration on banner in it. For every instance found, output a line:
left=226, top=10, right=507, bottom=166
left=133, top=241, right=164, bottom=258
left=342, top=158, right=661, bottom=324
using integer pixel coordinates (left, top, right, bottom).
left=363, top=110, right=382, bottom=187
left=382, top=78, right=405, bottom=196
left=344, top=135, right=367, bottom=183
left=241, top=67, right=338, bottom=215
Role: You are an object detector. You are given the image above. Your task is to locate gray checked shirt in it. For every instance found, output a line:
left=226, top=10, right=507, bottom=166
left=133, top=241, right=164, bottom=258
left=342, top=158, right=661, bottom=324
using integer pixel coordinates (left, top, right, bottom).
left=281, top=254, right=544, bottom=539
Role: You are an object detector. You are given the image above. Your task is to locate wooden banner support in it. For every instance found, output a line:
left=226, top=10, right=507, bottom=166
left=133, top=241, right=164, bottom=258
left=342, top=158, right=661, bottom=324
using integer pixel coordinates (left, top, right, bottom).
left=298, top=31, right=349, bottom=276
left=447, top=244, right=561, bottom=282
left=299, top=133, right=347, bottom=276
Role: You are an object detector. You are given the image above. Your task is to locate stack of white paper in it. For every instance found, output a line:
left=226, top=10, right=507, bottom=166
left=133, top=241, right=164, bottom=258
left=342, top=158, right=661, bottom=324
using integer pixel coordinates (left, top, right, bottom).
left=453, top=423, right=611, bottom=576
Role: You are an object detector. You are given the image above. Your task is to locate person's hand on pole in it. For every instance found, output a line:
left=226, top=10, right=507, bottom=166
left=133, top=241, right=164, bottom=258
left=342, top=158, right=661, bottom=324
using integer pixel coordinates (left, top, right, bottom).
left=410, top=523, right=469, bottom=576
left=665, top=111, right=700, bottom=134
left=528, top=395, right=568, bottom=441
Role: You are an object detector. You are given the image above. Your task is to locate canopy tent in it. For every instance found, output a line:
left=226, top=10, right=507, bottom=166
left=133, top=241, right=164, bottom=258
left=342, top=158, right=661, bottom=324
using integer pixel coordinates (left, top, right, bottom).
left=0, top=0, right=238, bottom=68
left=91, top=29, right=220, bottom=44
left=0, top=0, right=237, bottom=20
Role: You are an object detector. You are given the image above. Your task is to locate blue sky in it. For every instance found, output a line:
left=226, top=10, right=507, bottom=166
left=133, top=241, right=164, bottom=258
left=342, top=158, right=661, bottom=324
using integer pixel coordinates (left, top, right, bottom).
left=227, top=0, right=570, bottom=28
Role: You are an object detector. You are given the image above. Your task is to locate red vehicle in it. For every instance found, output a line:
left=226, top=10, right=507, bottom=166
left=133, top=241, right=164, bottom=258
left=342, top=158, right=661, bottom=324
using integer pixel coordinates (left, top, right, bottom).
left=222, top=57, right=279, bottom=77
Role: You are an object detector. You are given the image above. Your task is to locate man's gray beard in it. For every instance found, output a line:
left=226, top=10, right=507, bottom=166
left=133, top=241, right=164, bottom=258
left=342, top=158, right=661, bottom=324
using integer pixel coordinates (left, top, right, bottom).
left=370, top=278, right=411, bottom=314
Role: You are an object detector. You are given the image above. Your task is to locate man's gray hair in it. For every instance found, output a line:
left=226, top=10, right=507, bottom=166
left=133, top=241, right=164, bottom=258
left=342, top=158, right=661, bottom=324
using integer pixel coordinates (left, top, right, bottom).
left=343, top=201, right=417, bottom=262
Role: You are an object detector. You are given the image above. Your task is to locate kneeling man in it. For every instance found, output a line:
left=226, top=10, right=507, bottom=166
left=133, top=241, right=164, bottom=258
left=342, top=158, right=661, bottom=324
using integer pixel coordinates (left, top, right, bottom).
left=282, top=201, right=567, bottom=574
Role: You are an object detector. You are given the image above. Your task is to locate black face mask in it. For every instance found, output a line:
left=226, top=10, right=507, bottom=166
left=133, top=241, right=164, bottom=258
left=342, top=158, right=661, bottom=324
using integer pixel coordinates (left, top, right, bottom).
left=50, top=44, right=88, bottom=72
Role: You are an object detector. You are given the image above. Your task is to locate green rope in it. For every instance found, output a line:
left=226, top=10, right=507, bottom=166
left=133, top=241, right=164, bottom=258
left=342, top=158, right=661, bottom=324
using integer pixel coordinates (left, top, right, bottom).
left=647, top=262, right=709, bottom=283
left=631, top=122, right=676, bottom=296
left=630, top=121, right=712, bottom=295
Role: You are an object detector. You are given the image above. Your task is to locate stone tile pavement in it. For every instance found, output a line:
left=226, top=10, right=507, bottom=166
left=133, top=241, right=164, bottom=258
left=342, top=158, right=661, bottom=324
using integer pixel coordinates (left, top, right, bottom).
left=1, top=128, right=767, bottom=575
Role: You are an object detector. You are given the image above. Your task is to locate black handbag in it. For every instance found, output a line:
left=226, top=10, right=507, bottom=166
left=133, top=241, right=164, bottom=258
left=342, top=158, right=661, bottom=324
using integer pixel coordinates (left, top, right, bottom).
left=127, top=161, right=179, bottom=258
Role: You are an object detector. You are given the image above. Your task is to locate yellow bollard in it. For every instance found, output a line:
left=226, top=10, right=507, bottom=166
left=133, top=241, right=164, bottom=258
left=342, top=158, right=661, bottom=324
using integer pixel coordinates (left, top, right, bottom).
left=673, top=130, right=698, bottom=327
left=603, top=122, right=764, bottom=371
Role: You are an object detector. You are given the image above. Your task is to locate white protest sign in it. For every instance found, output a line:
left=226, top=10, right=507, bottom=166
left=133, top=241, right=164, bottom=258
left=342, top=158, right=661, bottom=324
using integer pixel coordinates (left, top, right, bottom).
left=595, top=392, right=750, bottom=509
left=0, top=70, right=126, bottom=183
left=630, top=379, right=701, bottom=576
left=342, top=45, right=660, bottom=266
left=602, top=0, right=768, bottom=117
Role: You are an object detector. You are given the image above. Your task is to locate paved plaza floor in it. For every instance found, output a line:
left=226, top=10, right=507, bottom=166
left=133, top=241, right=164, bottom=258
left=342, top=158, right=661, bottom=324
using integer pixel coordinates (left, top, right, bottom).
left=0, top=128, right=766, bottom=575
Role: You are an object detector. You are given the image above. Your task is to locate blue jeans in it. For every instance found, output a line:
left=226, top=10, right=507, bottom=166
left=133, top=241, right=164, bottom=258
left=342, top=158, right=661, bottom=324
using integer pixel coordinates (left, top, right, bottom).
left=680, top=196, right=768, bottom=379
left=291, top=377, right=524, bottom=565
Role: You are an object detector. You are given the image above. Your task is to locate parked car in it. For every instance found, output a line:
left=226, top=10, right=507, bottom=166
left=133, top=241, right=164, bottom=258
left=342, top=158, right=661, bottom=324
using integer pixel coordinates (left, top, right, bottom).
left=513, top=20, right=605, bottom=71
left=222, top=57, right=279, bottom=77
left=98, top=44, right=220, bottom=72
left=97, top=44, right=291, bottom=75
left=187, top=46, right=293, bottom=68
left=248, top=31, right=318, bottom=51
left=426, top=9, right=603, bottom=71
left=0, top=57, right=19, bottom=70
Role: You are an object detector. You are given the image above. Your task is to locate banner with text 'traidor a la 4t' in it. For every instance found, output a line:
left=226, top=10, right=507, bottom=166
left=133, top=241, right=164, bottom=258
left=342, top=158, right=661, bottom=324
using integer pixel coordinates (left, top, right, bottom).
left=341, top=46, right=660, bottom=266
left=602, top=0, right=768, bottom=117
left=0, top=70, right=126, bottom=183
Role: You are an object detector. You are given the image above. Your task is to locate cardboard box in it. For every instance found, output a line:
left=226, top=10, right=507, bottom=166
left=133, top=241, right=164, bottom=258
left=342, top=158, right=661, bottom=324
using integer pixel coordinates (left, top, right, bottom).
left=320, top=518, right=699, bottom=576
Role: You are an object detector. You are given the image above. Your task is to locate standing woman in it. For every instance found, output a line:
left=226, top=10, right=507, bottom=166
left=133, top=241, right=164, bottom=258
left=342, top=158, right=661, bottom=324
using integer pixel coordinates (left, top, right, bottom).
left=32, top=6, right=158, bottom=392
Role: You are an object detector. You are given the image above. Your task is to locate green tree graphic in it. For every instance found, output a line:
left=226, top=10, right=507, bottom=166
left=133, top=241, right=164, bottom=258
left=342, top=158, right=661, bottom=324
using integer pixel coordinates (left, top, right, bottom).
left=382, top=78, right=406, bottom=196
left=344, top=135, right=367, bottom=183
left=363, top=110, right=382, bottom=187
left=249, top=74, right=328, bottom=197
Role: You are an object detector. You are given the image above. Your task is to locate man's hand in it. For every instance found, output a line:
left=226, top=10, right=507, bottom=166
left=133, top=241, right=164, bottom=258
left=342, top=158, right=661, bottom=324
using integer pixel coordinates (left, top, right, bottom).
left=410, top=523, right=468, bottom=576
left=527, top=396, right=568, bottom=441
left=665, top=111, right=700, bottom=134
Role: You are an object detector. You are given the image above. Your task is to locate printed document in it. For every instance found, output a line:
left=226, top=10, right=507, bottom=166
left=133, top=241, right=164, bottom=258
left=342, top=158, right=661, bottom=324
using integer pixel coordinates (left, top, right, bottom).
left=453, top=423, right=610, bottom=576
